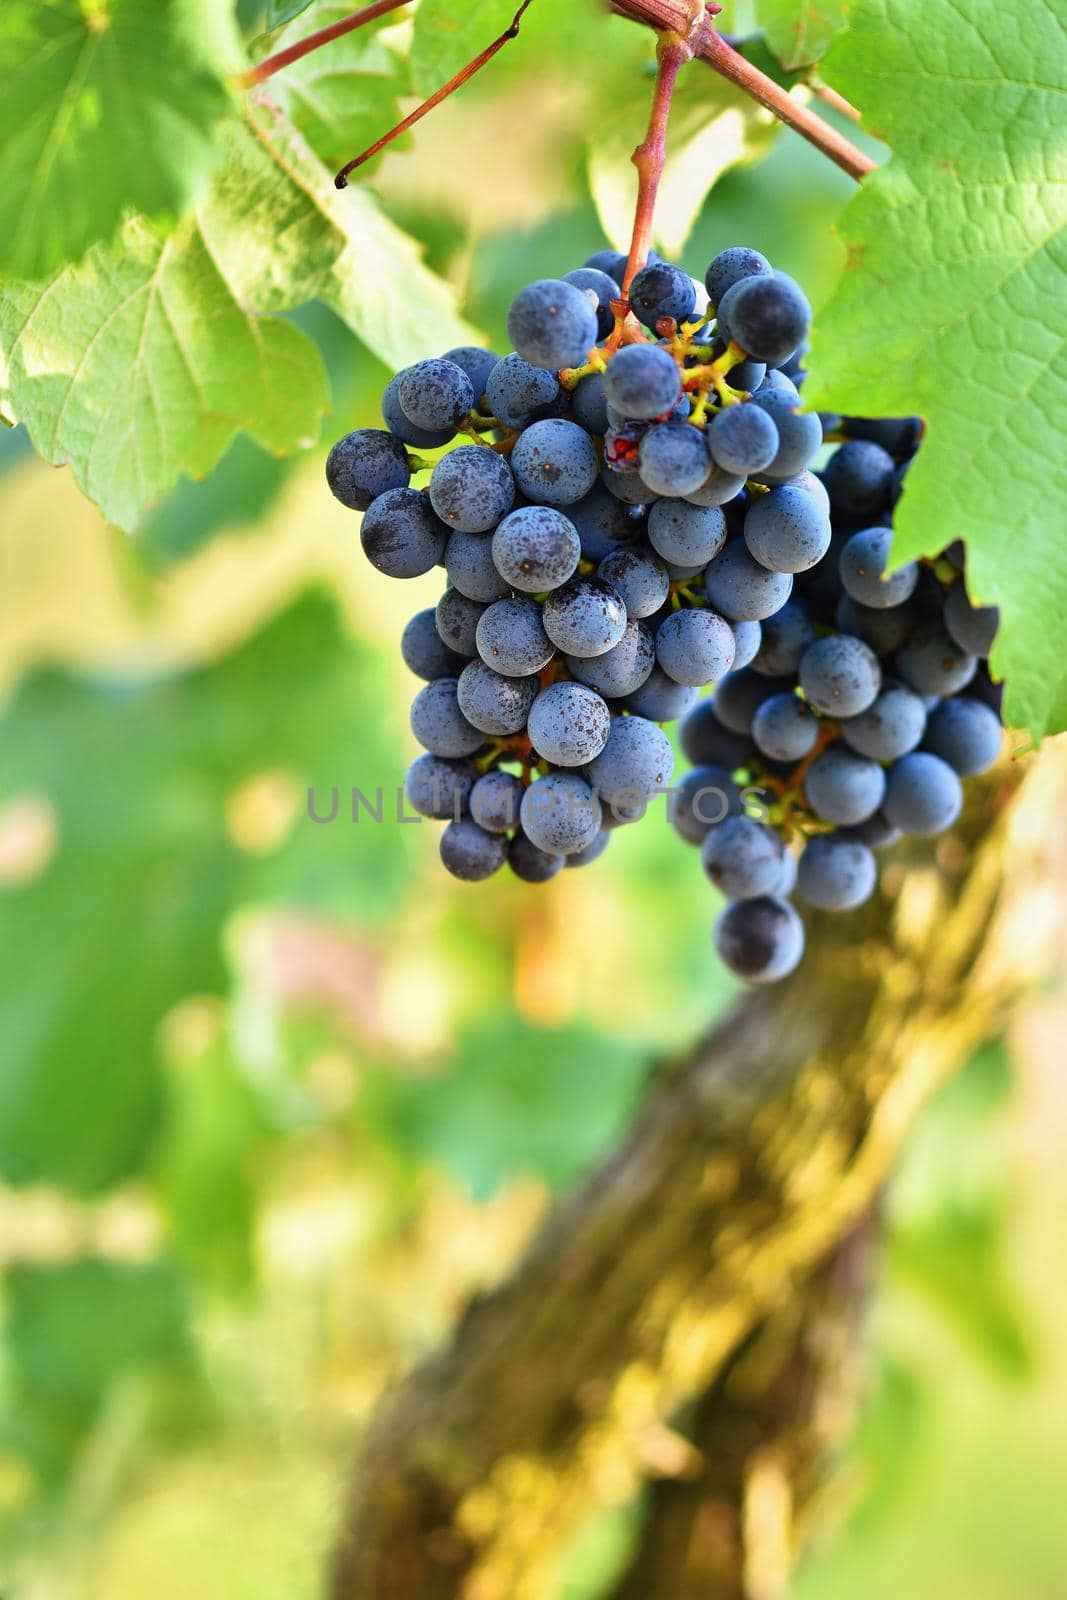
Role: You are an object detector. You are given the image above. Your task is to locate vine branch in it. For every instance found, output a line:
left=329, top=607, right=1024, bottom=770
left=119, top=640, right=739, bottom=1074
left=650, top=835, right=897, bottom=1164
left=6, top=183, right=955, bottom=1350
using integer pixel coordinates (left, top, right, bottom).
left=237, top=0, right=411, bottom=90
left=335, top=0, right=535, bottom=186
left=611, top=0, right=876, bottom=183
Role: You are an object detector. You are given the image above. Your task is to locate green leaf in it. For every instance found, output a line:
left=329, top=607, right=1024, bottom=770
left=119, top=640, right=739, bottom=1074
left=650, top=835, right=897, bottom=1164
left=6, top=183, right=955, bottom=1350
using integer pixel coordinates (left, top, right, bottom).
left=755, top=0, right=847, bottom=70
left=0, top=0, right=232, bottom=279
left=0, top=593, right=417, bottom=1194
left=410, top=0, right=516, bottom=96
left=1, top=214, right=328, bottom=533
left=1, top=106, right=479, bottom=529
left=241, top=0, right=317, bottom=40
left=363, top=1019, right=645, bottom=1199
left=268, top=0, right=411, bottom=169
left=805, top=0, right=1067, bottom=738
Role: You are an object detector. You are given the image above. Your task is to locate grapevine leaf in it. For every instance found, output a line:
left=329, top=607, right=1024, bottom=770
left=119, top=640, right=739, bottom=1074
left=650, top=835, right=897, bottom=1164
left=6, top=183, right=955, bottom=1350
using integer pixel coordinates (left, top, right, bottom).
left=0, top=0, right=233, bottom=279
left=243, top=0, right=317, bottom=40
left=0, top=106, right=478, bottom=529
left=409, top=0, right=517, bottom=95
left=807, top=0, right=1067, bottom=739
left=755, top=0, right=847, bottom=71
left=0, top=594, right=417, bottom=1194
left=266, top=0, right=410, bottom=169
left=0, top=214, right=328, bottom=533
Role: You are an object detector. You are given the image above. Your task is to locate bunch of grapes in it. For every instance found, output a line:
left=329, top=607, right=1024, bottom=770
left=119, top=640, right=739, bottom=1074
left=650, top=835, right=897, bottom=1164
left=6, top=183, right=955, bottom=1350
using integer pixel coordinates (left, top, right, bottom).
left=326, top=242, right=1003, bottom=984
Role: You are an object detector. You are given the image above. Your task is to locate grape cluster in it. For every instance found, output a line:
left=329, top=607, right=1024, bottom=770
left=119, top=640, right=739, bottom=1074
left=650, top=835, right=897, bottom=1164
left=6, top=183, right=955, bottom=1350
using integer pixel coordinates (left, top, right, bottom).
left=326, top=242, right=1003, bottom=981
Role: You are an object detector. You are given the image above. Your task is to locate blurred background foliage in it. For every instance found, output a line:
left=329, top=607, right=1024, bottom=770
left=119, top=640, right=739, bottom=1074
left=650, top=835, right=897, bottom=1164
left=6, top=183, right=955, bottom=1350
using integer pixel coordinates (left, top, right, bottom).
left=0, top=1, right=1065, bottom=1595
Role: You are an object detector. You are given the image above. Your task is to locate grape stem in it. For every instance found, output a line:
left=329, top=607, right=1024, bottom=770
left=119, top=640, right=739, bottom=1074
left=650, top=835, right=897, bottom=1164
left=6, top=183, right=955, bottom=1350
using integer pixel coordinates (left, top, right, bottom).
left=610, top=0, right=876, bottom=183
left=334, top=0, right=536, bottom=186
left=236, top=0, right=411, bottom=89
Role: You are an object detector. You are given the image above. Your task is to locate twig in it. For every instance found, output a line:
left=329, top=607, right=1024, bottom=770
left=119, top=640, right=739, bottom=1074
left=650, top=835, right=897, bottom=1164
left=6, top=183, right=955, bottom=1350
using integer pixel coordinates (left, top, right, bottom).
left=812, top=81, right=862, bottom=122
left=237, top=0, right=411, bottom=89
left=334, top=0, right=535, bottom=186
left=620, top=30, right=692, bottom=295
left=610, top=0, right=876, bottom=183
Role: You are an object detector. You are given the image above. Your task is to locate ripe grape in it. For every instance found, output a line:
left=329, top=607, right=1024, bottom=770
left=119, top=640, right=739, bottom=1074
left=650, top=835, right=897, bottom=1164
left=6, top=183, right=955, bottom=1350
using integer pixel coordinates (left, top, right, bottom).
left=507, top=278, right=599, bottom=369
left=360, top=487, right=449, bottom=578
left=429, top=445, right=515, bottom=531
left=327, top=428, right=410, bottom=511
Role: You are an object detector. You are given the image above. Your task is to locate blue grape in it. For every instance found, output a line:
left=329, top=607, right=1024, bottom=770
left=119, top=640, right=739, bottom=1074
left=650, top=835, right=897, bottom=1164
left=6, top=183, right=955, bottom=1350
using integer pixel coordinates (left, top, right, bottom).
left=804, top=746, right=886, bottom=825
left=799, top=634, right=882, bottom=716
left=527, top=681, right=612, bottom=766
left=486, top=355, right=565, bottom=429
left=713, top=895, right=805, bottom=984
left=457, top=659, right=539, bottom=735
left=360, top=487, right=449, bottom=578
left=492, top=505, right=581, bottom=592
left=840, top=684, right=927, bottom=761
left=669, top=764, right=741, bottom=844
left=469, top=769, right=524, bottom=832
left=507, top=278, right=599, bottom=370
left=629, top=263, right=696, bottom=329
left=603, top=419, right=649, bottom=475
left=743, top=483, right=831, bottom=574
left=923, top=695, right=1002, bottom=775
left=397, top=358, right=475, bottom=432
left=626, top=667, right=699, bottom=721
left=404, top=753, right=477, bottom=819
left=823, top=439, right=896, bottom=515
left=707, top=404, right=780, bottom=475
left=410, top=677, right=485, bottom=758
left=508, top=830, right=565, bottom=882
left=683, top=464, right=746, bottom=506
left=840, top=415, right=923, bottom=456
left=835, top=594, right=916, bottom=657
left=401, top=608, right=470, bottom=679
left=585, top=715, right=674, bottom=805
left=702, top=814, right=786, bottom=899
left=747, top=374, right=823, bottom=479
left=441, top=346, right=500, bottom=405
left=429, top=444, right=515, bottom=532
left=567, top=484, right=643, bottom=562
left=713, top=896, right=806, bottom=979
left=382, top=375, right=454, bottom=448
left=751, top=598, right=814, bottom=677
left=944, top=579, right=999, bottom=658
left=475, top=596, right=555, bottom=677
left=752, top=692, right=818, bottom=761
left=896, top=620, right=977, bottom=696
left=445, top=529, right=512, bottom=603
left=436, top=587, right=487, bottom=657
left=705, top=246, right=771, bottom=308
left=638, top=422, right=711, bottom=496
left=511, top=418, right=599, bottom=505
left=565, top=828, right=612, bottom=868
left=563, top=267, right=621, bottom=339
left=731, top=619, right=762, bottom=671
left=568, top=619, right=655, bottom=698
left=705, top=540, right=794, bottom=621
left=679, top=700, right=753, bottom=768
left=600, top=460, right=661, bottom=505
left=655, top=608, right=736, bottom=686
left=542, top=577, right=627, bottom=657
left=797, top=834, right=877, bottom=911
left=883, top=751, right=962, bottom=835
left=716, top=272, right=811, bottom=366
left=647, top=500, right=727, bottom=567
left=713, top=668, right=788, bottom=733
left=520, top=771, right=602, bottom=854
left=841, top=812, right=901, bottom=851
left=839, top=526, right=919, bottom=609
left=602, top=344, right=681, bottom=420
left=327, top=428, right=410, bottom=511
left=440, top=817, right=507, bottom=880
left=583, top=247, right=629, bottom=279
left=569, top=371, right=611, bottom=434
left=597, top=546, right=670, bottom=619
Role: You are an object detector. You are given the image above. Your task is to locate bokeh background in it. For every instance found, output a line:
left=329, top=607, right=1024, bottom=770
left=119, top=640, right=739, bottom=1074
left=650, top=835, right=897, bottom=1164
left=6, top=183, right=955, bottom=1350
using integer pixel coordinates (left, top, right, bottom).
left=1, top=11, right=1066, bottom=1595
